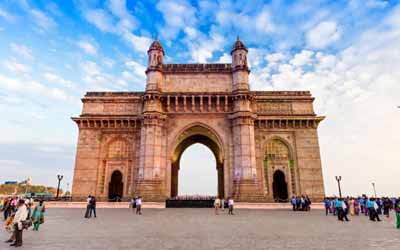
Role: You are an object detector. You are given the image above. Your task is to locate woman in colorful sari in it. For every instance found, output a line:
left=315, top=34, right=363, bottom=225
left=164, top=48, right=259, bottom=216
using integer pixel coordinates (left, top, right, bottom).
left=31, top=200, right=45, bottom=231
left=354, top=198, right=360, bottom=215
left=349, top=198, right=355, bottom=216
left=3, top=213, right=15, bottom=243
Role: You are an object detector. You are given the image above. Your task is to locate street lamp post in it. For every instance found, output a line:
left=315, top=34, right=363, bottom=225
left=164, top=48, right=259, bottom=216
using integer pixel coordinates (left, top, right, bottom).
left=335, top=176, right=342, bottom=198
left=56, top=174, right=64, bottom=199
left=372, top=182, right=377, bottom=197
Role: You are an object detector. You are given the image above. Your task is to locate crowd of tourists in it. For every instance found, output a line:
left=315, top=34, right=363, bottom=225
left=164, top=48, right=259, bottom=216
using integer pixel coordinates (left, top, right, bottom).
left=323, top=196, right=400, bottom=226
left=290, top=195, right=312, bottom=211
left=0, top=196, right=46, bottom=247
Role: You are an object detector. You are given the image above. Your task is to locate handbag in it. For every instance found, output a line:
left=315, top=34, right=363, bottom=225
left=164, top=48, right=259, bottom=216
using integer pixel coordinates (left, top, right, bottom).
left=40, top=216, right=44, bottom=224
left=21, top=220, right=32, bottom=230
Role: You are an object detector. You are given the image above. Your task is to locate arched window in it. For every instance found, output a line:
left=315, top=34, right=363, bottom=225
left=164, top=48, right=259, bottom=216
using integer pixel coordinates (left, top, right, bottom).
left=265, top=139, right=289, bottom=161
left=108, top=140, right=128, bottom=158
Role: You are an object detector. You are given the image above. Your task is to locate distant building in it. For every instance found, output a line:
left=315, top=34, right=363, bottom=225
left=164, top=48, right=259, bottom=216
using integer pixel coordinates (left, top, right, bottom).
left=4, top=181, right=18, bottom=185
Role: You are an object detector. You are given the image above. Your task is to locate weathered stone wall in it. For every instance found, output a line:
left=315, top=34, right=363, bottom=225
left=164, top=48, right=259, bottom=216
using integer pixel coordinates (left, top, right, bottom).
left=294, top=129, right=325, bottom=200
left=72, top=129, right=102, bottom=200
left=162, top=73, right=233, bottom=92
left=82, top=100, right=142, bottom=115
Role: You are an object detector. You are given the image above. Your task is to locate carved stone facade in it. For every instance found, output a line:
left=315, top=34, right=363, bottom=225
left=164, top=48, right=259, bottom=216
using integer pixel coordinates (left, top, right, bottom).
left=72, top=37, right=325, bottom=201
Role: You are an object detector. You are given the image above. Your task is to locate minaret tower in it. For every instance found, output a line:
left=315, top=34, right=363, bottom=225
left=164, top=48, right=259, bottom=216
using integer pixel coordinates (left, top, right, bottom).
left=231, top=36, right=250, bottom=91
left=145, top=36, right=164, bottom=91
left=136, top=37, right=166, bottom=200
left=230, top=37, right=260, bottom=200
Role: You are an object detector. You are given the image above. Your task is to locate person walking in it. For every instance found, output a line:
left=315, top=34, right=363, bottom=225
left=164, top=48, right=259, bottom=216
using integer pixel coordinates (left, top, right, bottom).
left=334, top=198, right=341, bottom=219
left=341, top=199, right=350, bottom=221
left=84, top=195, right=91, bottom=218
left=214, top=197, right=221, bottom=215
left=10, top=199, right=28, bottom=247
left=372, top=198, right=381, bottom=222
left=2, top=197, right=11, bottom=221
left=135, top=196, right=142, bottom=215
left=221, top=198, right=225, bottom=212
left=349, top=198, right=355, bottom=216
left=131, top=197, right=137, bottom=212
left=354, top=198, right=360, bottom=215
left=359, top=197, right=365, bottom=215
left=31, top=200, right=45, bottom=231
left=89, top=196, right=97, bottom=218
left=324, top=197, right=331, bottom=216
left=383, top=198, right=391, bottom=218
left=291, top=196, right=297, bottom=211
left=395, top=198, right=400, bottom=229
left=228, top=197, right=234, bottom=215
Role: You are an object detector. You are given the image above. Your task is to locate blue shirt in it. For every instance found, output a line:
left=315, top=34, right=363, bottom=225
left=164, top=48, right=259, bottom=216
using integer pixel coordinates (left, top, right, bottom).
left=334, top=200, right=342, bottom=208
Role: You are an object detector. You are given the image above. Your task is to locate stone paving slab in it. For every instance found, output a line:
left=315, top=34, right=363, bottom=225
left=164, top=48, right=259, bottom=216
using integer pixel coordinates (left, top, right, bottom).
left=44, top=202, right=324, bottom=209
left=1, top=208, right=398, bottom=250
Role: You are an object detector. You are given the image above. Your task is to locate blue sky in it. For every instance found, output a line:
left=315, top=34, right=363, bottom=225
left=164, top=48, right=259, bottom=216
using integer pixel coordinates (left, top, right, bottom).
left=0, top=0, right=399, bottom=196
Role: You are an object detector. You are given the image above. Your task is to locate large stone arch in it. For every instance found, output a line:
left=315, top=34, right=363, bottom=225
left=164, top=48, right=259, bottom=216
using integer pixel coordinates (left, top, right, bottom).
left=168, top=122, right=226, bottom=198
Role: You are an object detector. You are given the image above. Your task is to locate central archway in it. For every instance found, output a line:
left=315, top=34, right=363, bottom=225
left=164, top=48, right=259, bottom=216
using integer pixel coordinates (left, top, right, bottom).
left=170, top=125, right=224, bottom=198
left=108, top=170, right=123, bottom=200
left=272, top=170, right=288, bottom=201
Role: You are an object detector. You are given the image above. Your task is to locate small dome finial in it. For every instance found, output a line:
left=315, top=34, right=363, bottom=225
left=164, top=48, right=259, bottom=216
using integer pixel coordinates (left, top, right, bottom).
left=231, top=36, right=248, bottom=54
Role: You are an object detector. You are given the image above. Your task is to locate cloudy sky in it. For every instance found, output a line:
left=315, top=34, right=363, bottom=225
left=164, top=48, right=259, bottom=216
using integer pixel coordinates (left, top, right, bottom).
left=0, top=0, right=399, bottom=197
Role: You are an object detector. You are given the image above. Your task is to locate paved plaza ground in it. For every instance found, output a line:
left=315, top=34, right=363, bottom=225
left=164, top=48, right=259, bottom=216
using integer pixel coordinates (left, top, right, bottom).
left=1, top=208, right=399, bottom=250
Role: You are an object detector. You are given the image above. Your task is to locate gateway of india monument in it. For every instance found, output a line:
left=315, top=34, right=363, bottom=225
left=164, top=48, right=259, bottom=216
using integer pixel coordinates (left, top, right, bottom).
left=71, top=37, right=325, bottom=202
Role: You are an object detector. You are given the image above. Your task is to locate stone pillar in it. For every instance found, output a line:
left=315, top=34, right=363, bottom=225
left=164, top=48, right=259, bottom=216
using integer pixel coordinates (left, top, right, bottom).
left=230, top=94, right=262, bottom=201
left=136, top=94, right=166, bottom=201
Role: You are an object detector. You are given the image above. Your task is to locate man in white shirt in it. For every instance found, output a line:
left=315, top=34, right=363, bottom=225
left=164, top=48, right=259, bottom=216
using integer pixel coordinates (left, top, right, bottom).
left=228, top=197, right=234, bottom=215
left=11, top=199, right=28, bottom=247
left=136, top=196, right=142, bottom=215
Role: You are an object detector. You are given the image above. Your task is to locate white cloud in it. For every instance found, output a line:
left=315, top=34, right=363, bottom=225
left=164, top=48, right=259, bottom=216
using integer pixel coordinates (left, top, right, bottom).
left=0, top=8, right=16, bottom=22
left=83, top=5, right=151, bottom=54
left=217, top=53, right=231, bottom=63
left=289, top=50, right=314, bottom=67
left=0, top=160, right=23, bottom=165
left=365, top=0, right=388, bottom=9
left=81, top=61, right=101, bottom=76
left=250, top=8, right=400, bottom=195
left=31, top=9, right=56, bottom=30
left=306, top=21, right=340, bottom=48
left=255, top=8, right=275, bottom=33
left=77, top=40, right=97, bottom=55
left=43, top=72, right=74, bottom=89
left=122, top=33, right=152, bottom=53
left=265, top=53, right=287, bottom=63
left=156, top=0, right=197, bottom=39
left=10, top=43, right=33, bottom=60
left=84, top=9, right=115, bottom=32
left=102, top=58, right=115, bottom=68
left=125, top=60, right=146, bottom=79
left=0, top=74, right=71, bottom=101
left=2, top=58, right=31, bottom=74
left=190, top=32, right=224, bottom=63
left=107, top=0, right=138, bottom=31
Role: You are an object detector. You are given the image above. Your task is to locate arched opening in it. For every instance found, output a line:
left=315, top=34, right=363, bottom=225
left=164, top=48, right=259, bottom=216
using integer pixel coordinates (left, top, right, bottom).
left=108, top=170, right=123, bottom=201
left=171, top=125, right=224, bottom=198
left=178, top=143, right=217, bottom=195
left=273, top=170, right=288, bottom=202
